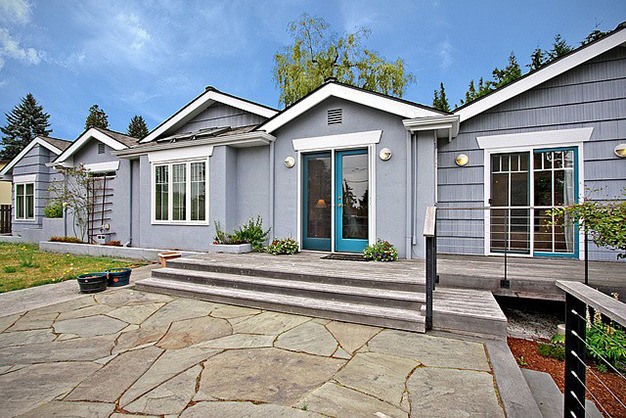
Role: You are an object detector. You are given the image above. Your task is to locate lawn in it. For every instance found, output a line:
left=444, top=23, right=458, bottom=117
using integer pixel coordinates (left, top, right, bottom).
left=0, top=242, right=145, bottom=293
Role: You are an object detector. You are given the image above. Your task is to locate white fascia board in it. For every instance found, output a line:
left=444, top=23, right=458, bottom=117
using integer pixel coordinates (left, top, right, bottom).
left=403, top=115, right=460, bottom=138
left=292, top=130, right=382, bottom=152
left=0, top=137, right=63, bottom=176
left=261, top=83, right=442, bottom=134
left=141, top=90, right=278, bottom=144
left=54, top=128, right=127, bottom=165
left=477, top=127, right=593, bottom=150
left=83, top=161, right=120, bottom=172
left=13, top=174, right=37, bottom=183
left=148, top=144, right=214, bottom=163
left=455, top=29, right=626, bottom=122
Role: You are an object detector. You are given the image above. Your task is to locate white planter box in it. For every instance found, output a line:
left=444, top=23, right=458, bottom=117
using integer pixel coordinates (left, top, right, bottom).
left=208, top=243, right=253, bottom=254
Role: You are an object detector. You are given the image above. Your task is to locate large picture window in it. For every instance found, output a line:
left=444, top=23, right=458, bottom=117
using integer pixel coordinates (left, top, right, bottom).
left=153, top=160, right=207, bottom=223
left=15, top=183, right=34, bottom=220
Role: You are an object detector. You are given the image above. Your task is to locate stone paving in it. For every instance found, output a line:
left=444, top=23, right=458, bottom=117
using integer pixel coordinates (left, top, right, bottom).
left=0, top=287, right=505, bottom=417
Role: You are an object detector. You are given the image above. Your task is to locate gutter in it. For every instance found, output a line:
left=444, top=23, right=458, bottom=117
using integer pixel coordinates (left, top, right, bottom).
left=405, top=130, right=412, bottom=260
left=114, top=131, right=276, bottom=158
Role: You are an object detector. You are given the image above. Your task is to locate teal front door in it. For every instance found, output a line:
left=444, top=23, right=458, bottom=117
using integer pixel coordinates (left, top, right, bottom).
left=335, top=150, right=369, bottom=252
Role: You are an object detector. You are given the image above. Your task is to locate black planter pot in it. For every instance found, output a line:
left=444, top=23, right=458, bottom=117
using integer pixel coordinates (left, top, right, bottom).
left=77, top=272, right=108, bottom=293
left=106, top=268, right=131, bottom=287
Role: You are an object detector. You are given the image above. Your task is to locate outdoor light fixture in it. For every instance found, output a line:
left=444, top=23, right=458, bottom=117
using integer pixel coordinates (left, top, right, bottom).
left=315, top=199, right=327, bottom=208
left=284, top=156, right=295, bottom=168
left=379, top=148, right=392, bottom=161
left=455, top=154, right=469, bottom=167
left=614, top=144, right=626, bottom=158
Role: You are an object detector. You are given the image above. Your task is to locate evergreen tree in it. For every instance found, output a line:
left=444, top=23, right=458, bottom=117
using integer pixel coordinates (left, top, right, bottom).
left=0, top=93, right=52, bottom=160
left=432, top=82, right=451, bottom=112
left=548, top=34, right=572, bottom=61
left=581, top=29, right=609, bottom=45
left=490, top=52, right=522, bottom=89
left=85, top=105, right=109, bottom=130
left=127, top=115, right=149, bottom=139
left=528, top=47, right=547, bottom=71
left=274, top=14, right=414, bottom=106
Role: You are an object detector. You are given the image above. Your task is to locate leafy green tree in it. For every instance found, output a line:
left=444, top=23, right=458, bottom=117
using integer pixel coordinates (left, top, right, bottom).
left=0, top=93, right=52, bottom=159
left=127, top=115, right=149, bottom=139
left=85, top=105, right=109, bottom=130
left=432, top=82, right=451, bottom=112
left=528, top=46, right=547, bottom=71
left=273, top=14, right=414, bottom=106
left=548, top=34, right=572, bottom=61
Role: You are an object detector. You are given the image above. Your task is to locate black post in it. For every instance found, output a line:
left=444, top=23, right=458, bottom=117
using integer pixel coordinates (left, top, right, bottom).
left=425, top=236, right=434, bottom=330
left=584, top=225, right=589, bottom=286
left=564, top=293, right=587, bottom=417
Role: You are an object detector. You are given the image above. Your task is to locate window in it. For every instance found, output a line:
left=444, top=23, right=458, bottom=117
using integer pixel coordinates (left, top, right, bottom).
left=15, top=183, right=34, bottom=220
left=153, top=160, right=207, bottom=223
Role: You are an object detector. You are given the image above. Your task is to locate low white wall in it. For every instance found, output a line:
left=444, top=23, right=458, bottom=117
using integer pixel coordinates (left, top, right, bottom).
left=39, top=241, right=202, bottom=261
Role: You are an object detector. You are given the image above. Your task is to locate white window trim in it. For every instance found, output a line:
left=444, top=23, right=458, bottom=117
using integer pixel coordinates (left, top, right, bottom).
left=151, top=158, right=209, bottom=225
left=482, top=138, right=585, bottom=260
left=296, top=141, right=377, bottom=252
left=148, top=144, right=214, bottom=163
left=477, top=127, right=593, bottom=150
left=14, top=181, right=36, bottom=222
left=292, top=130, right=382, bottom=152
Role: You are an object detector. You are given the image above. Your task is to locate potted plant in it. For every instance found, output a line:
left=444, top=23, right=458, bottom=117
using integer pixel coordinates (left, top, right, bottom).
left=77, top=272, right=108, bottom=293
left=106, top=267, right=131, bottom=286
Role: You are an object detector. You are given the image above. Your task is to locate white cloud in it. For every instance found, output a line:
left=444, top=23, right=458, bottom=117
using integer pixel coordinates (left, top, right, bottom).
left=438, top=40, right=452, bottom=70
left=0, top=27, right=42, bottom=69
left=0, top=0, right=32, bottom=25
left=115, top=13, right=151, bottom=51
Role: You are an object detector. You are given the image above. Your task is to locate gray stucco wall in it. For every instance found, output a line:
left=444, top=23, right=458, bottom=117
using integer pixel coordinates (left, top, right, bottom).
left=439, top=46, right=626, bottom=261
left=10, top=144, right=56, bottom=238
left=272, top=97, right=434, bottom=258
left=174, top=102, right=267, bottom=134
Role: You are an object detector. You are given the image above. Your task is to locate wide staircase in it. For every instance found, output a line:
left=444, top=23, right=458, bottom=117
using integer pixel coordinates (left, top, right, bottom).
left=137, top=254, right=428, bottom=332
left=137, top=252, right=508, bottom=338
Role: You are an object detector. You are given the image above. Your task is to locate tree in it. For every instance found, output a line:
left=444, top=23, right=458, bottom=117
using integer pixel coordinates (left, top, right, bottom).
left=581, top=29, right=609, bottom=46
left=85, top=105, right=109, bottom=130
left=48, top=165, right=92, bottom=241
left=432, top=82, right=450, bottom=112
left=0, top=93, right=52, bottom=159
left=528, top=46, right=547, bottom=71
left=491, top=53, right=522, bottom=89
left=273, top=14, right=414, bottom=106
left=127, top=115, right=149, bottom=139
left=548, top=34, right=572, bottom=61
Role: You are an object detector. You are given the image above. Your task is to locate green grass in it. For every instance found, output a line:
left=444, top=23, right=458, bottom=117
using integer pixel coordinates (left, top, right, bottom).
left=0, top=242, right=146, bottom=293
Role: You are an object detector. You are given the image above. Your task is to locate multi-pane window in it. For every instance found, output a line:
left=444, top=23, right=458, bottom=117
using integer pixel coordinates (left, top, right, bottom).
left=15, top=183, right=34, bottom=220
left=153, top=160, right=207, bottom=223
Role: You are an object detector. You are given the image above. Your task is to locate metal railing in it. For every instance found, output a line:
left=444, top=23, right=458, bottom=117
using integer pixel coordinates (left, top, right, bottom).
left=556, top=281, right=626, bottom=417
left=423, top=207, right=437, bottom=330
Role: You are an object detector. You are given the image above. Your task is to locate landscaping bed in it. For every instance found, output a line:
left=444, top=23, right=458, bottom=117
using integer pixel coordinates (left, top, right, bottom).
left=508, top=337, right=626, bottom=417
left=0, top=242, right=144, bottom=293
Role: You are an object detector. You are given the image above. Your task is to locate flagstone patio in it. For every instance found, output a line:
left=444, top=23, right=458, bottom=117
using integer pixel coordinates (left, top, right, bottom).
left=0, top=287, right=505, bottom=417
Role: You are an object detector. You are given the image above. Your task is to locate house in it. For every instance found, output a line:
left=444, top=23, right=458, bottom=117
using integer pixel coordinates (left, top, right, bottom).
left=1, top=21, right=625, bottom=262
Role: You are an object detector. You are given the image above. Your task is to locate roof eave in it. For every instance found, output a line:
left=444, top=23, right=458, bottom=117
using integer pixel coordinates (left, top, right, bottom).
left=403, top=115, right=460, bottom=141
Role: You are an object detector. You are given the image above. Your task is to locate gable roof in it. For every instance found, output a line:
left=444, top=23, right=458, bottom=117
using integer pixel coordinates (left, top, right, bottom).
left=0, top=135, right=71, bottom=176
left=140, top=87, right=279, bottom=144
left=454, top=21, right=626, bottom=122
left=53, top=127, right=138, bottom=165
left=258, top=80, right=448, bottom=134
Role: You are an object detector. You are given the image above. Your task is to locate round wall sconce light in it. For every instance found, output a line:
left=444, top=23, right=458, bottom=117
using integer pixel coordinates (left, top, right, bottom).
left=284, top=156, right=295, bottom=168
left=455, top=154, right=469, bottom=167
left=614, top=144, right=626, bottom=158
left=379, top=148, right=392, bottom=161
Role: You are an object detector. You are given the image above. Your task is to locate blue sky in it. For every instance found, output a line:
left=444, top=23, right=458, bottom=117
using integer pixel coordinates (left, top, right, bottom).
left=0, top=0, right=625, bottom=141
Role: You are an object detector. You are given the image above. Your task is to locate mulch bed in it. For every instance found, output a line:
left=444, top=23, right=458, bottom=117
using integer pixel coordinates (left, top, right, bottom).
left=508, top=337, right=626, bottom=417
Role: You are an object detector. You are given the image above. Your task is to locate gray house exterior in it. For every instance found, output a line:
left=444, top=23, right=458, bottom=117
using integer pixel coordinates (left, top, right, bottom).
left=2, top=22, right=625, bottom=262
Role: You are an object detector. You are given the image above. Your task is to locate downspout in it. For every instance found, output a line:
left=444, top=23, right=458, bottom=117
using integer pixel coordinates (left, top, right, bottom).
left=413, top=132, right=419, bottom=251
left=405, top=130, right=412, bottom=260
left=125, top=160, right=133, bottom=247
left=269, top=140, right=275, bottom=239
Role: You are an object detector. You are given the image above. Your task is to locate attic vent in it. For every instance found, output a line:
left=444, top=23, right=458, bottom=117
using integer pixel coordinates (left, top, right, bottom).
left=98, top=143, right=105, bottom=154
left=327, top=108, right=342, bottom=125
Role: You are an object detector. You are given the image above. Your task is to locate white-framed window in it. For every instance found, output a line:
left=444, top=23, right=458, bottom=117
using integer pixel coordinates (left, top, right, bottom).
left=15, top=183, right=35, bottom=220
left=152, top=159, right=208, bottom=224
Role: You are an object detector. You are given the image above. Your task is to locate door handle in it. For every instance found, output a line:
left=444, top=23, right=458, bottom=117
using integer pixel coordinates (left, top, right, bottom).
left=338, top=203, right=342, bottom=207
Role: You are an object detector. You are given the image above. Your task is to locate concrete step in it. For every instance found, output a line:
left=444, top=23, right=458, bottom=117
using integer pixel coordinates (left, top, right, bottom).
left=136, top=277, right=426, bottom=332
left=167, top=257, right=425, bottom=293
left=521, top=368, right=603, bottom=418
left=153, top=267, right=425, bottom=310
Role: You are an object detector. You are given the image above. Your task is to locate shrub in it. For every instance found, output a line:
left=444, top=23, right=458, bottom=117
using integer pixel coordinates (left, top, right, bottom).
left=49, top=236, right=84, bottom=244
left=363, top=239, right=398, bottom=262
left=538, top=342, right=566, bottom=361
left=104, top=240, right=122, bottom=247
left=586, top=311, right=626, bottom=368
left=213, top=216, right=271, bottom=251
left=267, top=237, right=299, bottom=255
left=44, top=202, right=63, bottom=218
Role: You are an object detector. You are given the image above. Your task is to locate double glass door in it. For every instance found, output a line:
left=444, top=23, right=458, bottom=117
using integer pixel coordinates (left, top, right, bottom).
left=302, top=149, right=369, bottom=252
left=490, top=148, right=578, bottom=257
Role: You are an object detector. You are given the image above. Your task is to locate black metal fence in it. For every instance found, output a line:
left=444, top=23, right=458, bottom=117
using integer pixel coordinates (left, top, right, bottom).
left=0, top=205, right=10, bottom=234
left=557, top=281, right=626, bottom=417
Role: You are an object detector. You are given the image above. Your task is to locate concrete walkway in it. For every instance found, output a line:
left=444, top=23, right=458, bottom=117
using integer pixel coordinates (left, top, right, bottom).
left=0, top=285, right=505, bottom=417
